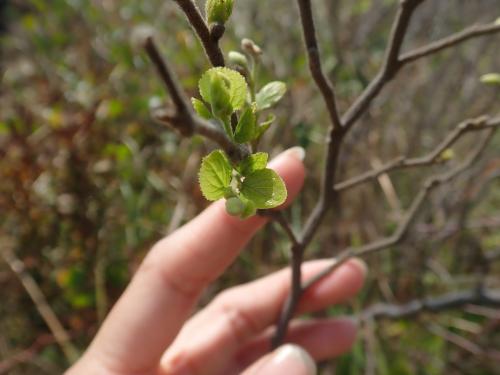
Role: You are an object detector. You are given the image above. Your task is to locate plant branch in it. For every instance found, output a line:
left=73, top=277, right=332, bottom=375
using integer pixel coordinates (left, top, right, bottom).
left=342, top=0, right=425, bottom=130
left=334, top=115, right=500, bottom=192
left=360, top=288, right=500, bottom=320
left=261, top=211, right=300, bottom=248
left=173, top=0, right=225, bottom=67
left=400, top=21, right=500, bottom=64
left=0, top=239, right=79, bottom=364
left=144, top=36, right=248, bottom=160
left=343, top=16, right=500, bottom=131
left=271, top=243, right=303, bottom=348
left=292, top=0, right=346, bottom=250
left=271, top=0, right=425, bottom=347
left=303, top=126, right=496, bottom=290
left=296, top=0, right=342, bottom=131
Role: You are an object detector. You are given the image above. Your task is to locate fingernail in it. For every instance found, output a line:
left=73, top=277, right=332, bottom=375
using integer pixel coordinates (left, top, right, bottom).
left=257, top=344, right=316, bottom=375
left=283, top=146, right=306, bottom=161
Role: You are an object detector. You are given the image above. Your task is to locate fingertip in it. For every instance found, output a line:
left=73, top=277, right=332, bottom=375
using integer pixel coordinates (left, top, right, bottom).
left=349, top=258, right=368, bottom=278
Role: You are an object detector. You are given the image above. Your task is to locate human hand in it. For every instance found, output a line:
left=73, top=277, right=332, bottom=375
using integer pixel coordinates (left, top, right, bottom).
left=67, top=148, right=367, bottom=375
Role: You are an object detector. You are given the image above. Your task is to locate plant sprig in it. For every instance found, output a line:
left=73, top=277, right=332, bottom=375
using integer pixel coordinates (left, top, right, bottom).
left=193, top=45, right=288, bottom=218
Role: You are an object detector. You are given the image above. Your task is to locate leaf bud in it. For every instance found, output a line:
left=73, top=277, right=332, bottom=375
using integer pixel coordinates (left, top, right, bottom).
left=225, top=197, right=245, bottom=216
left=241, top=38, right=262, bottom=57
left=228, top=51, right=249, bottom=69
left=206, top=0, right=234, bottom=24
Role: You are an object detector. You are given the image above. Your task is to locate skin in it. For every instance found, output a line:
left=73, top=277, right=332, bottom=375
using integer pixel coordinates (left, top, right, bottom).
left=67, top=149, right=367, bottom=375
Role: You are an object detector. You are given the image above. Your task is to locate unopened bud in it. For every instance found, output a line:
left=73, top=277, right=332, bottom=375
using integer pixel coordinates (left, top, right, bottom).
left=439, top=148, right=454, bottom=161
left=241, top=38, right=262, bottom=56
left=206, top=0, right=234, bottom=24
left=226, top=197, right=245, bottom=216
left=228, top=51, right=249, bottom=69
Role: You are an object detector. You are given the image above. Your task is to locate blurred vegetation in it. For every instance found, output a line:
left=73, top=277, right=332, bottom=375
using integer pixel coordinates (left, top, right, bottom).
left=0, top=0, right=499, bottom=374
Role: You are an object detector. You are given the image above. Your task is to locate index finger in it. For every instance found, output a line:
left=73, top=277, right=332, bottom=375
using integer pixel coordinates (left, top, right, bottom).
left=79, top=148, right=306, bottom=374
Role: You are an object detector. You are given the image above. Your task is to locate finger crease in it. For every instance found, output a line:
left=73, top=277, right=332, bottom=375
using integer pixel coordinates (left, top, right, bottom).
left=219, top=303, right=261, bottom=346
left=139, top=261, right=203, bottom=302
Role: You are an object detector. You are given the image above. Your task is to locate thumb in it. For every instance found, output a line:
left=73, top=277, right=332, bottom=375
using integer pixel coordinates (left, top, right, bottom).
left=243, top=344, right=317, bottom=375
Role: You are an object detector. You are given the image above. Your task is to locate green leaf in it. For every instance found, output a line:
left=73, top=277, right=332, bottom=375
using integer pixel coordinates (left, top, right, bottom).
left=199, top=67, right=248, bottom=112
left=240, top=168, right=287, bottom=209
left=205, top=0, right=233, bottom=24
left=480, top=73, right=500, bottom=85
left=199, top=150, right=233, bottom=201
left=238, top=152, right=268, bottom=176
left=255, top=114, right=275, bottom=139
left=209, top=73, right=233, bottom=118
left=256, top=81, right=287, bottom=110
left=191, top=98, right=212, bottom=119
left=234, top=107, right=256, bottom=143
left=240, top=196, right=257, bottom=219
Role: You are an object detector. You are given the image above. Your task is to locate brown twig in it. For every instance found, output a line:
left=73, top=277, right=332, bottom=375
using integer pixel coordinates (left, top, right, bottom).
left=296, top=0, right=345, bottom=248
left=334, top=115, right=500, bottom=192
left=0, top=334, right=64, bottom=374
left=0, top=239, right=79, bottom=364
left=361, top=288, right=500, bottom=320
left=271, top=0, right=425, bottom=348
left=303, top=127, right=496, bottom=290
left=400, top=22, right=500, bottom=64
left=260, top=211, right=300, bottom=248
left=342, top=0, right=425, bottom=131
left=296, top=0, right=342, bottom=131
left=173, top=0, right=225, bottom=67
left=143, top=36, right=248, bottom=161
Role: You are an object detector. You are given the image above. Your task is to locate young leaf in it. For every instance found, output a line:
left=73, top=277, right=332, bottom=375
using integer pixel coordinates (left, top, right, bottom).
left=205, top=0, right=234, bottom=24
left=199, top=150, right=233, bottom=201
left=240, top=168, right=287, bottom=209
left=238, top=152, right=268, bottom=176
left=209, top=73, right=233, bottom=118
left=255, top=114, right=275, bottom=139
left=228, top=51, right=249, bottom=69
left=234, top=107, right=256, bottom=143
left=256, top=81, right=287, bottom=110
left=239, top=196, right=257, bottom=219
left=199, top=68, right=248, bottom=112
left=191, top=98, right=212, bottom=119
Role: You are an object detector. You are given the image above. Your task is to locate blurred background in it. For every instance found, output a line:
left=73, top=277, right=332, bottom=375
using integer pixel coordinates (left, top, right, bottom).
left=0, top=0, right=499, bottom=373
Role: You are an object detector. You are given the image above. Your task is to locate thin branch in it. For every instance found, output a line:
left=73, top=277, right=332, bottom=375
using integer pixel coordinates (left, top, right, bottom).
left=144, top=36, right=248, bottom=160
left=360, top=288, right=500, bottom=320
left=272, top=0, right=425, bottom=347
left=426, top=322, right=484, bottom=355
left=261, top=211, right=300, bottom=248
left=0, top=334, right=62, bottom=374
left=271, top=243, right=303, bottom=348
left=334, top=115, right=500, bottom=192
left=400, top=22, right=500, bottom=64
left=303, top=127, right=496, bottom=290
left=173, top=0, right=225, bottom=67
left=342, top=0, right=424, bottom=130
left=296, top=0, right=342, bottom=131
left=0, top=239, right=79, bottom=364
left=293, top=0, right=345, bottom=250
